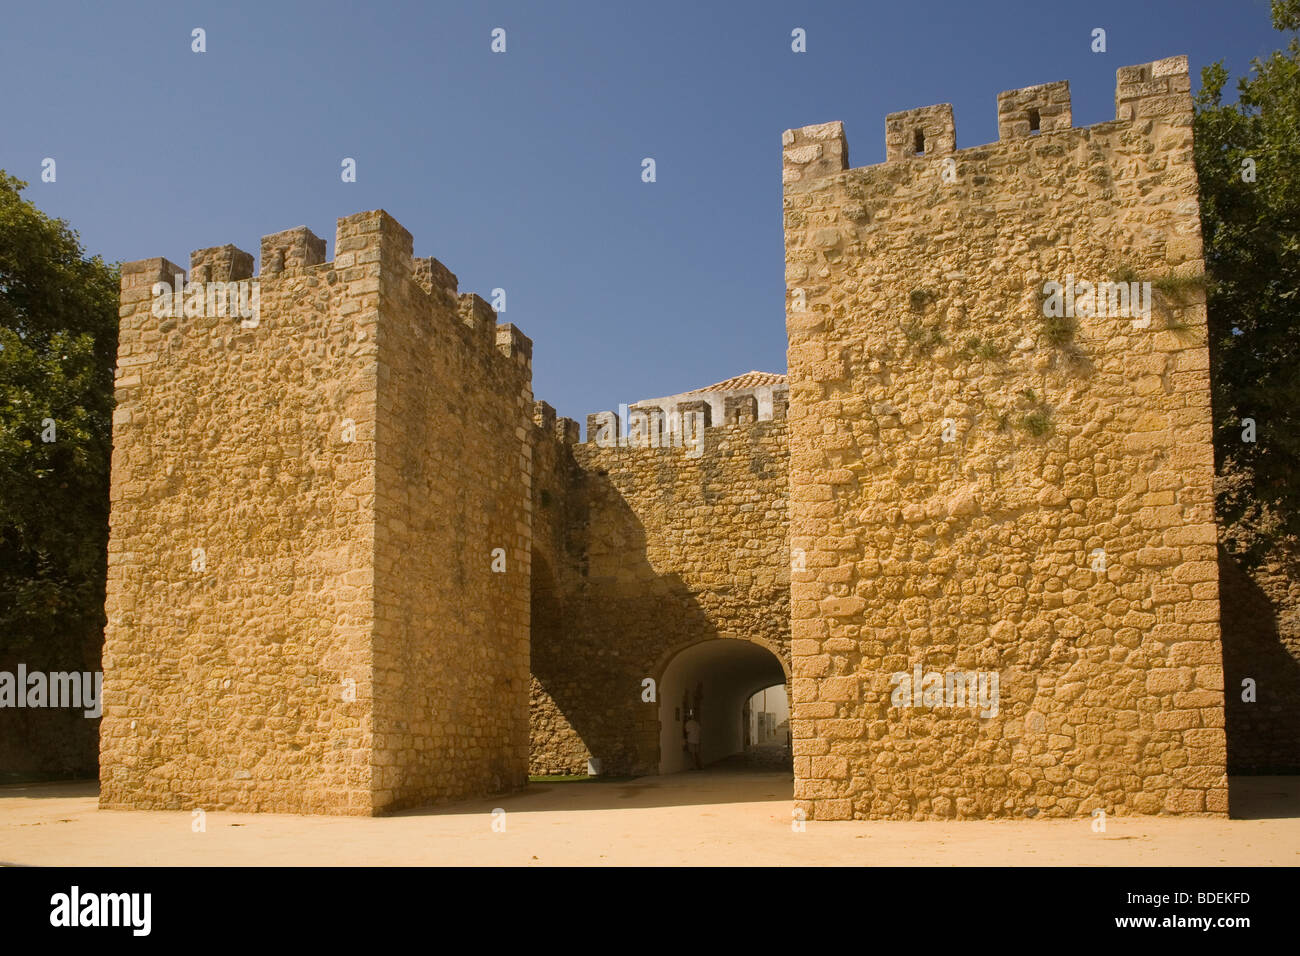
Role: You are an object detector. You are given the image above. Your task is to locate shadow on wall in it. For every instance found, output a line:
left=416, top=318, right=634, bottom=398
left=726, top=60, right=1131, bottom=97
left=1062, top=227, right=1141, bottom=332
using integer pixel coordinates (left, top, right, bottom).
left=1219, top=547, right=1300, bottom=776
left=530, top=459, right=790, bottom=778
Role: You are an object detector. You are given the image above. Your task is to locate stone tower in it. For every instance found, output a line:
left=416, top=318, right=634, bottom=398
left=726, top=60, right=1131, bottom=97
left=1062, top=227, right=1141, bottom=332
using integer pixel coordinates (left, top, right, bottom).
left=101, top=211, right=533, bottom=814
left=782, top=57, right=1227, bottom=819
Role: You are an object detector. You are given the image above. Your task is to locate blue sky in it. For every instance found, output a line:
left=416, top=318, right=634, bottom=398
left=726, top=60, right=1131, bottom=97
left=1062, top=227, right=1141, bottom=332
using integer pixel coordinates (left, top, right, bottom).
left=0, top=0, right=1284, bottom=424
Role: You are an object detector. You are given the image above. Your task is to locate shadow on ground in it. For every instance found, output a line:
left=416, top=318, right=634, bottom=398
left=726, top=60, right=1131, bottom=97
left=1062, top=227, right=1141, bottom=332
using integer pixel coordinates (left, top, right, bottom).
left=1227, top=776, right=1300, bottom=820
left=391, top=753, right=794, bottom=817
left=0, top=779, right=97, bottom=801
left=4, top=774, right=1296, bottom=822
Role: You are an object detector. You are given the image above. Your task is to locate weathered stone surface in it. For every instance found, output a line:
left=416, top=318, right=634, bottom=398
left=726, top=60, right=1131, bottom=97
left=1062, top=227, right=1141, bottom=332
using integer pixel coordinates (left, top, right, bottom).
left=528, top=419, right=790, bottom=776
left=781, top=58, right=1226, bottom=820
left=101, top=210, right=532, bottom=815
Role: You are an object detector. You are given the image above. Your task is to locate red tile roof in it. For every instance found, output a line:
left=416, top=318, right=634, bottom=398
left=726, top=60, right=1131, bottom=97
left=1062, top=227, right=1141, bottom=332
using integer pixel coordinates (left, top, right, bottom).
left=693, top=371, right=787, bottom=393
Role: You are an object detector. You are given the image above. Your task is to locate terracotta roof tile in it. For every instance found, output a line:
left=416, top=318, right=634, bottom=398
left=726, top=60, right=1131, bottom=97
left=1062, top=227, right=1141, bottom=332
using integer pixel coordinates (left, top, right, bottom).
left=693, top=371, right=787, bottom=393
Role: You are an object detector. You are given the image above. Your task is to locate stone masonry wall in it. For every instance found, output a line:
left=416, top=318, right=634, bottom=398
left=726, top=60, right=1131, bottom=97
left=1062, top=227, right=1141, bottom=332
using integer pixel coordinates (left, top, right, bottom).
left=527, top=405, right=589, bottom=774
left=782, top=57, right=1227, bottom=819
left=101, top=210, right=533, bottom=814
left=528, top=419, right=790, bottom=776
left=101, top=236, right=379, bottom=814
left=363, top=211, right=534, bottom=810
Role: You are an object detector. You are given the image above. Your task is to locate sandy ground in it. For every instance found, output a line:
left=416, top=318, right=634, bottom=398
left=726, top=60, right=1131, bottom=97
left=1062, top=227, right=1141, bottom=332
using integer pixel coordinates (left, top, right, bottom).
left=2, top=770, right=1297, bottom=866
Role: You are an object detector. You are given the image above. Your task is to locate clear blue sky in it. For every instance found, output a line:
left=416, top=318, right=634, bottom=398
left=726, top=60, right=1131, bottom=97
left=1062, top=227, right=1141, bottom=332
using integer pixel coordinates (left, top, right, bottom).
left=0, top=0, right=1283, bottom=424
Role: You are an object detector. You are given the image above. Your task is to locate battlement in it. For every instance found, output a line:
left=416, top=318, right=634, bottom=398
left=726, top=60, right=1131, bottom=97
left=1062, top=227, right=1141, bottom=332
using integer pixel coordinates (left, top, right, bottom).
left=581, top=397, right=787, bottom=452
left=582, top=372, right=789, bottom=448
left=459, top=293, right=498, bottom=351
left=783, top=56, right=1191, bottom=186
left=119, top=209, right=531, bottom=381
left=118, top=256, right=186, bottom=299
left=997, top=81, right=1071, bottom=139
left=191, top=244, right=254, bottom=283
left=261, top=226, right=326, bottom=274
left=495, top=323, right=533, bottom=365
left=885, top=104, right=955, bottom=162
left=533, top=400, right=581, bottom=445
left=412, top=255, right=458, bottom=303
left=1115, top=55, right=1194, bottom=120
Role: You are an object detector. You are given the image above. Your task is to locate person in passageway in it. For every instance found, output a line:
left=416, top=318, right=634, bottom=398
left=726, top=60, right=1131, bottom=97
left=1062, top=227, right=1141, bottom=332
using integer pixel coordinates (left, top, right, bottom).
left=684, top=711, right=702, bottom=770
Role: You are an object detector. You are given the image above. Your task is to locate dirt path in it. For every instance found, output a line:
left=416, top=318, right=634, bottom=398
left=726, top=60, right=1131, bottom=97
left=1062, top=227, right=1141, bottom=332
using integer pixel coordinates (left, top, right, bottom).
left=2, top=773, right=1296, bottom=866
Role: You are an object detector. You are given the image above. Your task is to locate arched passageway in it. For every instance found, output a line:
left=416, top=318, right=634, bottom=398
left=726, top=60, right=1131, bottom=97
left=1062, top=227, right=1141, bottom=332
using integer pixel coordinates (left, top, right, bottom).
left=658, top=639, right=788, bottom=774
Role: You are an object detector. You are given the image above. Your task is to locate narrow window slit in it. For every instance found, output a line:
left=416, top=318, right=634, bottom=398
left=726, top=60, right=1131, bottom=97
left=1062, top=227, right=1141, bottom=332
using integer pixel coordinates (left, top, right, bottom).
left=1028, top=108, right=1041, bottom=133
left=913, top=129, right=925, bottom=155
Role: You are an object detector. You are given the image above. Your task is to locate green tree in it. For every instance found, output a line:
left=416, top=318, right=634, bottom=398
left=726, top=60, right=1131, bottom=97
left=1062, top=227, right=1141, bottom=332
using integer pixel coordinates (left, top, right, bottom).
left=1195, top=0, right=1300, bottom=568
left=0, top=172, right=119, bottom=652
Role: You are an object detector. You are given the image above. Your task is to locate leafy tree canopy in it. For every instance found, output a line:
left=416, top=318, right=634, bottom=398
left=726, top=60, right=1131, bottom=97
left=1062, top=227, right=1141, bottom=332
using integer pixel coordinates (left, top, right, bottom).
left=0, top=171, right=119, bottom=649
left=1195, top=0, right=1300, bottom=566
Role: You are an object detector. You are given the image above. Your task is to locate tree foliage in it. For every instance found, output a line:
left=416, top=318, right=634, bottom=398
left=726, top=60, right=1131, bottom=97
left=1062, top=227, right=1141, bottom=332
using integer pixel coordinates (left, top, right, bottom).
left=0, top=171, right=119, bottom=649
left=1194, top=0, right=1300, bottom=567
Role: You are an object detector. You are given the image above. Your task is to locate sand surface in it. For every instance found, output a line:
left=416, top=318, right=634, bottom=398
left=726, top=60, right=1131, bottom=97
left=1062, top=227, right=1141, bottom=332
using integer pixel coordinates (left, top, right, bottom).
left=2, top=771, right=1297, bottom=866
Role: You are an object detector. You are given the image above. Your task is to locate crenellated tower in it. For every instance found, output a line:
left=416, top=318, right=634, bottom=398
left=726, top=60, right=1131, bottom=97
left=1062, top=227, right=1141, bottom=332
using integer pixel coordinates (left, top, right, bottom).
left=102, top=210, right=534, bottom=814
left=782, top=57, right=1225, bottom=820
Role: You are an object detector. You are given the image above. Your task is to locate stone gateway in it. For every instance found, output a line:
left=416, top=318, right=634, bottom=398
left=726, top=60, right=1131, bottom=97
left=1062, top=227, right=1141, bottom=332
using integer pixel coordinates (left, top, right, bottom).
left=102, top=57, right=1230, bottom=819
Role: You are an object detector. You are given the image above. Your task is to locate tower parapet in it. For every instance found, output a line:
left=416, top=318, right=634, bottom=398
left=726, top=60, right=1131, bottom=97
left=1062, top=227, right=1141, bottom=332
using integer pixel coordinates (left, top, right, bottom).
left=1116, top=55, right=1193, bottom=121
left=555, top=417, right=580, bottom=444
left=781, top=121, right=848, bottom=187
left=412, top=255, right=458, bottom=305
left=459, top=293, right=497, bottom=349
left=190, top=244, right=254, bottom=283
left=785, top=56, right=1196, bottom=189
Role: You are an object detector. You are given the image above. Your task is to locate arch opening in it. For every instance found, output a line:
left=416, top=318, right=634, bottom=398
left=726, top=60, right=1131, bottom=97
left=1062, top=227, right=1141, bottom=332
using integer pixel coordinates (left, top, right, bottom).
left=657, top=639, right=789, bottom=774
left=743, top=682, right=791, bottom=768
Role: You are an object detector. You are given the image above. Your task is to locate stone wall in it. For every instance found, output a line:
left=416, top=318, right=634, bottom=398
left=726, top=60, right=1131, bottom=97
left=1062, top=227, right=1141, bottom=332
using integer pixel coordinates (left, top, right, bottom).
left=528, top=419, right=790, bottom=776
left=101, top=241, right=376, bottom=813
left=527, top=404, right=588, bottom=774
left=100, top=210, right=533, bottom=814
left=782, top=57, right=1227, bottom=819
left=364, top=212, right=534, bottom=811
